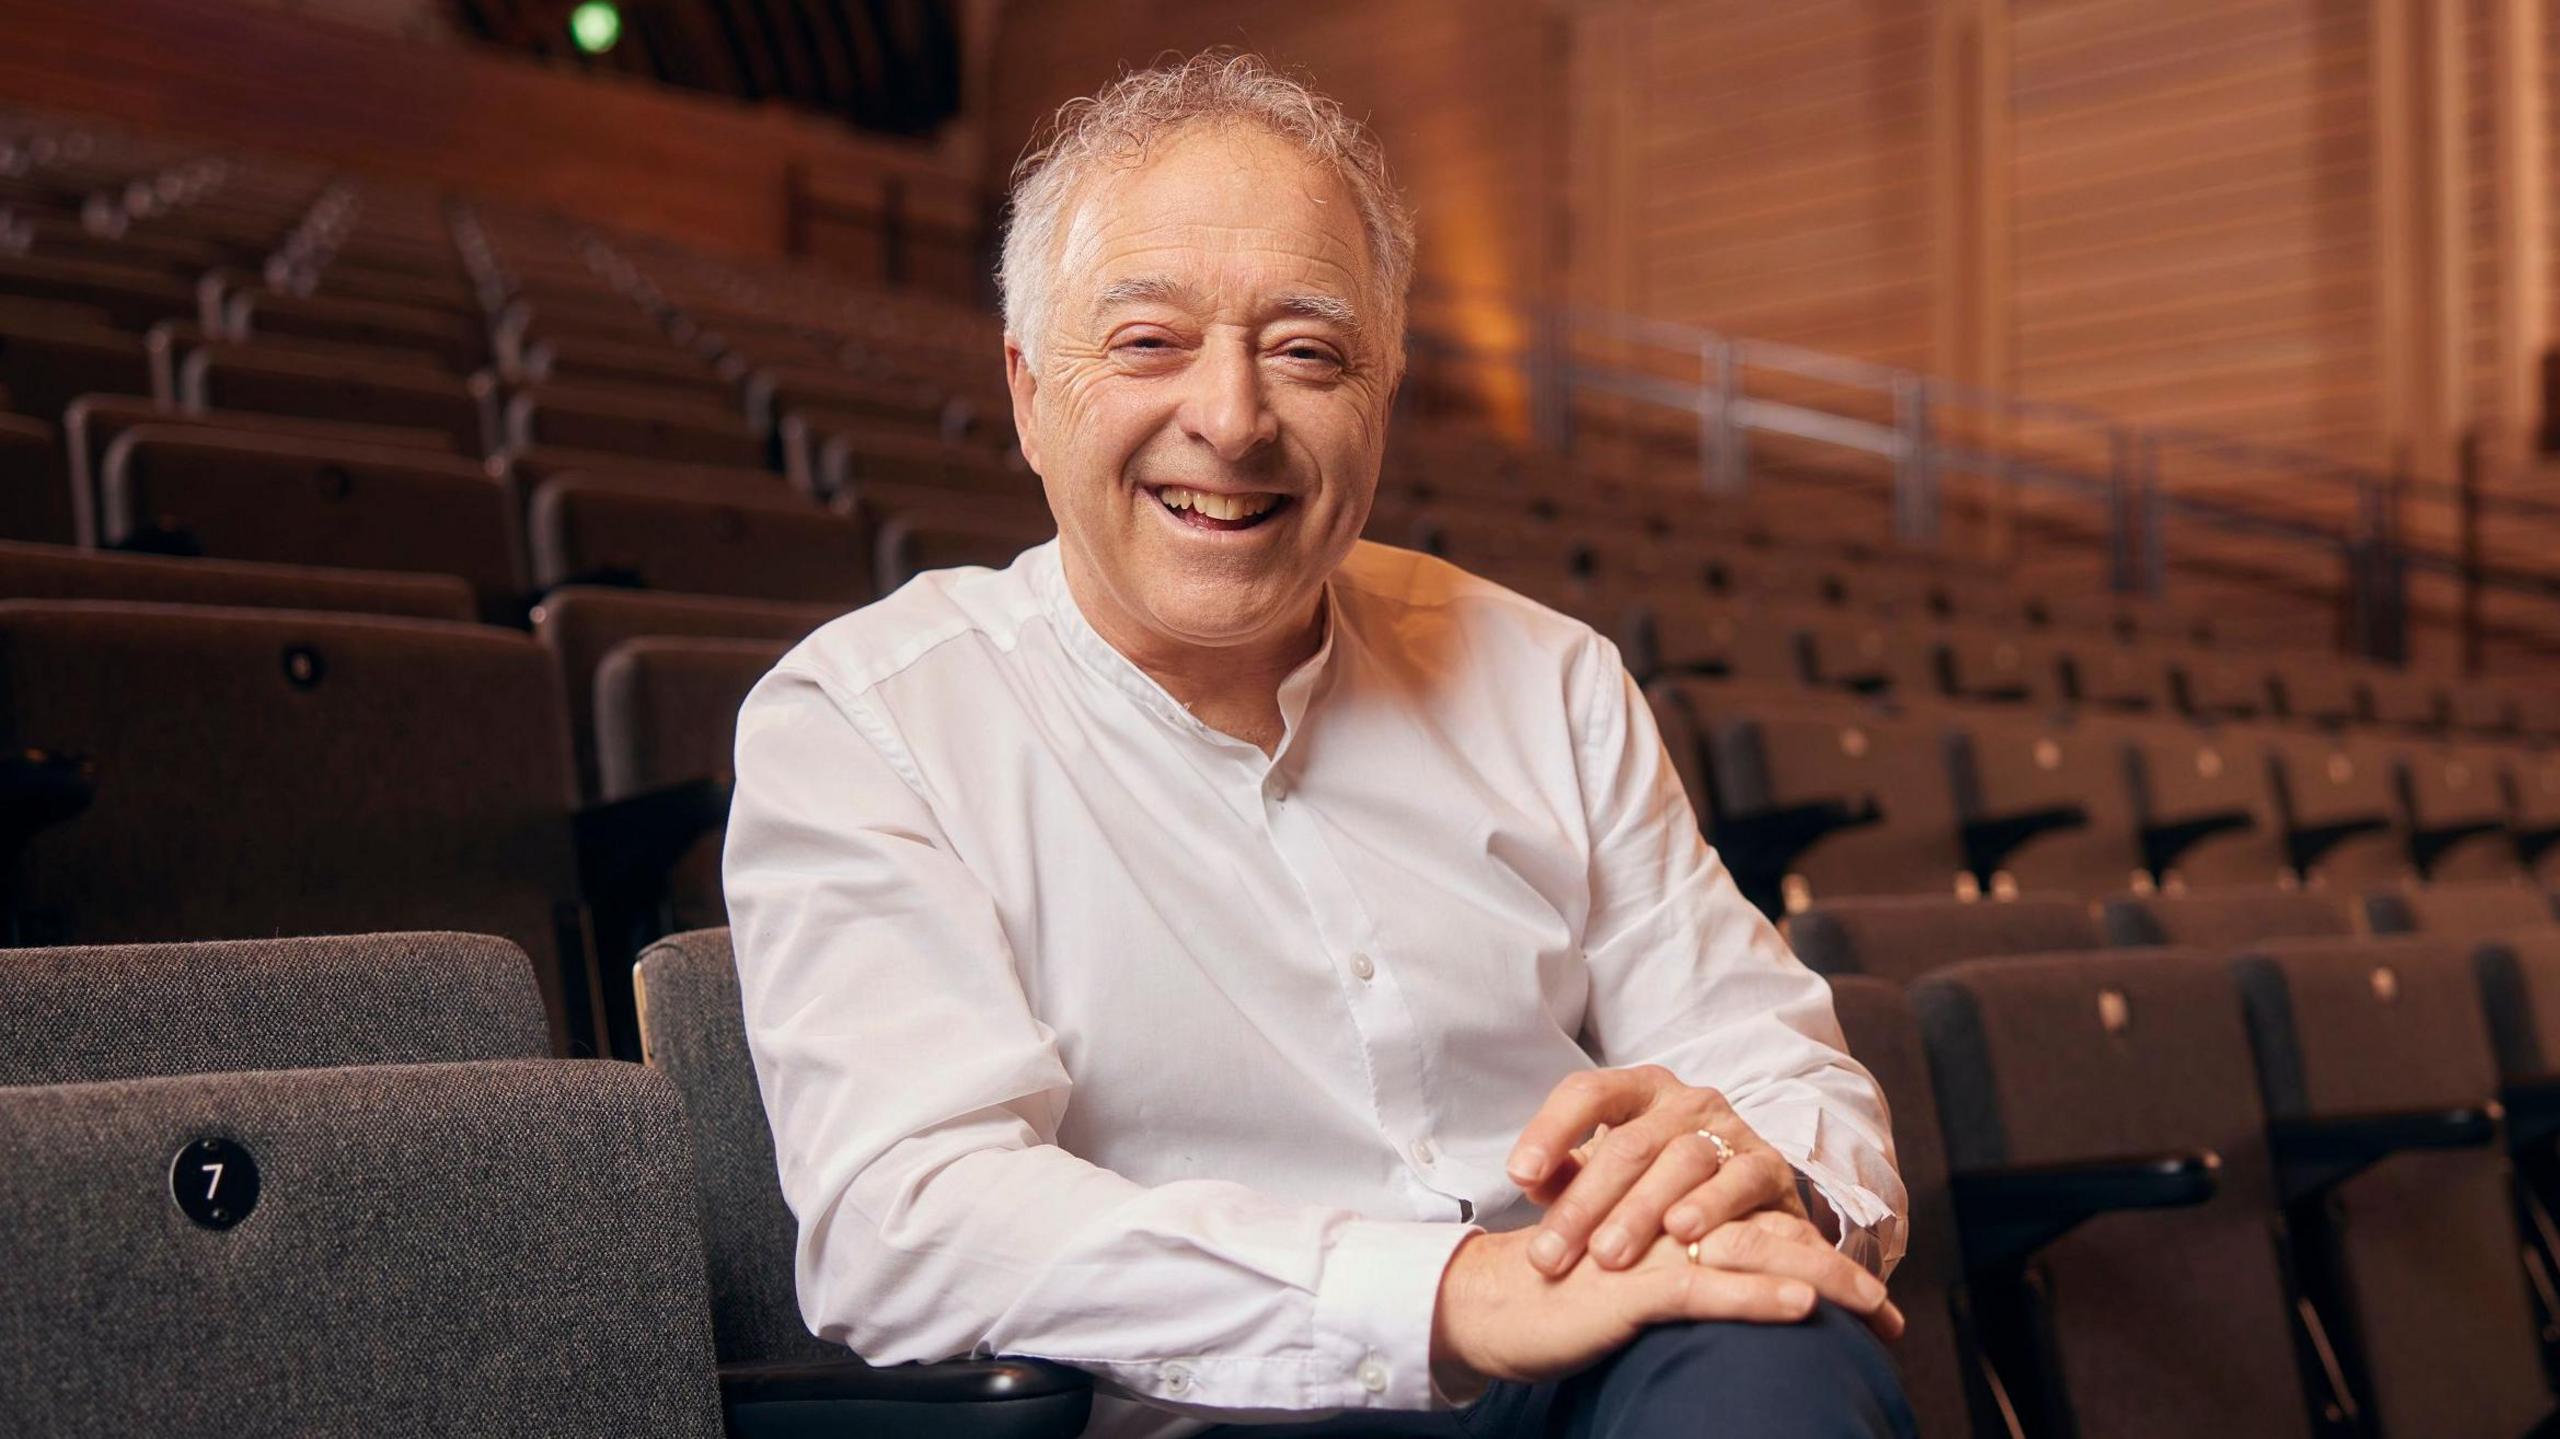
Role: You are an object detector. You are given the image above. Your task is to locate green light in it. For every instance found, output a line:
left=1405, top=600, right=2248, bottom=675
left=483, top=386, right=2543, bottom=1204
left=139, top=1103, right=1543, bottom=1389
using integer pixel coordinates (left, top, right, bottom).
left=569, top=1, right=621, bottom=54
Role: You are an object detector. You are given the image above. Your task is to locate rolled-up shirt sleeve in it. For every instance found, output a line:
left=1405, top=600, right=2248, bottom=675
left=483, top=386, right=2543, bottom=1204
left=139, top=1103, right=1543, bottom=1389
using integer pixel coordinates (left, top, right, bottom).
left=721, top=663, right=1477, bottom=1415
left=1565, top=638, right=1909, bottom=1275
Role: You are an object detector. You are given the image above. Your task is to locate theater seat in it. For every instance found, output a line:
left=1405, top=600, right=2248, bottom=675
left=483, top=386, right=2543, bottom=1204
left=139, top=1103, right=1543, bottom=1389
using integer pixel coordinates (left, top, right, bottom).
left=2099, top=888, right=2354, bottom=948
left=179, top=342, right=496, bottom=454
left=1710, top=710, right=1970, bottom=911
left=0, top=538, right=475, bottom=620
left=635, top=930, right=1095, bottom=1439
left=0, top=931, right=546, bottom=1083
left=595, top=635, right=788, bottom=935
left=1824, top=977, right=1985, bottom=1436
left=0, top=412, right=69, bottom=542
left=0, top=1060, right=728, bottom=1436
left=2231, top=937, right=2555, bottom=1435
left=0, top=600, right=597, bottom=1052
left=528, top=475, right=873, bottom=604
left=99, top=426, right=528, bottom=622
left=2361, top=881, right=2558, bottom=939
left=1786, top=894, right=2097, bottom=983
left=1912, top=951, right=2322, bottom=1437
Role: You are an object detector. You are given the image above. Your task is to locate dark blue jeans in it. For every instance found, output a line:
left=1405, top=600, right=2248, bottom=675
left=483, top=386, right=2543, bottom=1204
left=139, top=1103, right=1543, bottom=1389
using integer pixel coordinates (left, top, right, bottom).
left=1198, top=1303, right=1916, bottom=1439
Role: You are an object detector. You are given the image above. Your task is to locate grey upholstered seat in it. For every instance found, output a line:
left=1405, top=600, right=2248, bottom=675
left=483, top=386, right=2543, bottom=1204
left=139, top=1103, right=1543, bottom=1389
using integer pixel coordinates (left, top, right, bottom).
left=0, top=1060, right=726, bottom=1437
left=1825, top=976, right=1979, bottom=1436
left=0, top=601, right=593, bottom=1052
left=0, top=536, right=475, bottom=620
left=634, top=928, right=1094, bottom=1438
left=1786, top=894, right=2097, bottom=983
left=2231, top=936, right=2555, bottom=1436
left=597, top=635, right=790, bottom=931
left=531, top=584, right=836, bottom=802
left=99, top=425, right=527, bottom=621
left=1912, top=950, right=2319, bottom=1438
left=1946, top=713, right=2145, bottom=895
left=0, top=931, right=547, bottom=1085
left=2265, top=731, right=2410, bottom=889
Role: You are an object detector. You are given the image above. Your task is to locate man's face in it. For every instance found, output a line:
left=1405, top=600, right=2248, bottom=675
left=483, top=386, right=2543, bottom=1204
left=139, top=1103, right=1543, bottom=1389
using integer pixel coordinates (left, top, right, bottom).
left=1007, top=123, right=1395, bottom=658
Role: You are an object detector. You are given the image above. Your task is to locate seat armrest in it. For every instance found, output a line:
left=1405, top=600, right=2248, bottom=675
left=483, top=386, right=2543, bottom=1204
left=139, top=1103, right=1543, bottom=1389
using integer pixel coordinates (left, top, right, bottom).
left=2140, top=809, right=2254, bottom=880
left=2517, top=824, right=2560, bottom=870
left=1712, top=797, right=1881, bottom=919
left=1959, top=803, right=2088, bottom=883
left=2269, top=1103, right=2500, bottom=1203
left=575, top=775, right=733, bottom=1057
left=2408, top=819, right=2507, bottom=880
left=1952, top=1151, right=2219, bottom=1270
left=721, top=1356, right=1093, bottom=1439
left=2283, top=814, right=2391, bottom=877
left=2504, top=1080, right=2560, bottom=1152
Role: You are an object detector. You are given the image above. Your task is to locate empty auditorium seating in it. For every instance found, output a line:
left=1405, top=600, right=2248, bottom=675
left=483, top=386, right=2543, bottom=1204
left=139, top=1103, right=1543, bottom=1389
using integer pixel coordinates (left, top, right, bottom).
left=635, top=929, right=1095, bottom=1438
left=0, top=931, right=546, bottom=1083
left=1710, top=710, right=1967, bottom=911
left=506, top=383, right=765, bottom=470
left=1947, top=716, right=2142, bottom=895
left=64, top=396, right=460, bottom=542
left=597, top=637, right=790, bottom=931
left=2101, top=889, right=2354, bottom=948
left=873, top=504, right=1056, bottom=591
left=99, top=426, right=527, bottom=621
left=0, top=302, right=152, bottom=426
left=2266, top=731, right=2407, bottom=888
left=2363, top=881, right=2559, bottom=938
left=0, top=1061, right=728, bottom=1436
left=0, top=601, right=596, bottom=1050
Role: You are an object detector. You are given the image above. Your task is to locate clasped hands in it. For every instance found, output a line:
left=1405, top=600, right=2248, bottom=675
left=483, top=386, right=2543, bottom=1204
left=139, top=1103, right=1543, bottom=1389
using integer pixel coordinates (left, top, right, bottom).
left=1429, top=1065, right=1902, bottom=1396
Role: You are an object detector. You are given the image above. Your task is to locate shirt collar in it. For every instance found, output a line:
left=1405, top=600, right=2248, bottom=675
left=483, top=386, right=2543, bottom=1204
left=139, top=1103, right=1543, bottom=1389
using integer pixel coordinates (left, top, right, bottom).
left=1030, top=538, right=1344, bottom=756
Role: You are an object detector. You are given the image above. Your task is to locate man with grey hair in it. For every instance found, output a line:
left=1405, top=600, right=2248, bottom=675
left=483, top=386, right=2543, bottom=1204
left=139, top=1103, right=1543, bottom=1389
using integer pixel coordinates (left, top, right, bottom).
left=724, top=50, right=1914, bottom=1438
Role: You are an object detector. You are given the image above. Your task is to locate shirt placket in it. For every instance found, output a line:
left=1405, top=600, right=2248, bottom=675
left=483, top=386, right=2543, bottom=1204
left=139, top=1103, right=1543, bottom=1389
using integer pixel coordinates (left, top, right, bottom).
left=1252, top=752, right=1470, bottom=1223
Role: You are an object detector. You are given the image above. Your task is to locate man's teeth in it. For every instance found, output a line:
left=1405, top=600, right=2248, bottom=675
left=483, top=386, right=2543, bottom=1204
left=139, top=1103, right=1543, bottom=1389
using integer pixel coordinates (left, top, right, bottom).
left=1158, top=487, right=1280, bottom=522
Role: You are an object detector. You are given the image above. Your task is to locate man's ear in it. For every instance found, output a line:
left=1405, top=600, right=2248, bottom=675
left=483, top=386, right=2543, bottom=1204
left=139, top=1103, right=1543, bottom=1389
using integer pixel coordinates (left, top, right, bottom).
left=1004, top=338, right=1044, bottom=477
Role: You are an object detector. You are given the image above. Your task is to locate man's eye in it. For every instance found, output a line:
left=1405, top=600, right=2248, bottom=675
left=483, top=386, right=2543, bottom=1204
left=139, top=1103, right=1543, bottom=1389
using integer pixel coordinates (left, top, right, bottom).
left=1282, top=345, right=1341, bottom=365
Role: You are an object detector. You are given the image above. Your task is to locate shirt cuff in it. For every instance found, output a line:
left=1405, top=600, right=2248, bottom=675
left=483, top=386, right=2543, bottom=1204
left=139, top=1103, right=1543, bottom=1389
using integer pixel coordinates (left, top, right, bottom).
left=1747, top=1104, right=1905, bottom=1278
left=1312, top=1218, right=1480, bottom=1412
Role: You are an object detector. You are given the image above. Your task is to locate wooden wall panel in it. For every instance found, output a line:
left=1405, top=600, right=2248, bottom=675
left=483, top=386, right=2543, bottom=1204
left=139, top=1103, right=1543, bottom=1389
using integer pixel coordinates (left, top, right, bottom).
left=2006, top=0, right=2383, bottom=461
left=0, top=0, right=974, bottom=260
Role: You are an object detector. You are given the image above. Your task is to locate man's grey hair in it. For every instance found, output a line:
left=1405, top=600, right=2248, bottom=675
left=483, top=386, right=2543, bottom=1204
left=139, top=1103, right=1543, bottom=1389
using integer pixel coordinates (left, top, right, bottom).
left=998, top=50, right=1417, bottom=373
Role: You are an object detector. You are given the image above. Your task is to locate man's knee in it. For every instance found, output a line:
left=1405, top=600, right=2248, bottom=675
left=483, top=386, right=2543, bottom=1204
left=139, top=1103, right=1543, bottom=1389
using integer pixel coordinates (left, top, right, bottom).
left=1566, top=1302, right=1917, bottom=1439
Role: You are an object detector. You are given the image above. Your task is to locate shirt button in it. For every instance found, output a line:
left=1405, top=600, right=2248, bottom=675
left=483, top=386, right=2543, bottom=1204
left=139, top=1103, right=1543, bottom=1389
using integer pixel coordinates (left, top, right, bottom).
left=1356, top=1355, right=1388, bottom=1393
left=1410, top=1137, right=1436, bottom=1167
left=1350, top=952, right=1375, bottom=981
left=1163, top=1363, right=1194, bottom=1395
left=1265, top=774, right=1288, bottom=802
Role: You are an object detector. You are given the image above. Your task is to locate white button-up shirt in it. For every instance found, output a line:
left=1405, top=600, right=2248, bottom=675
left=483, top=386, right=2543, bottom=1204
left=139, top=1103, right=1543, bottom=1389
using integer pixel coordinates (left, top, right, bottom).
left=722, top=538, right=1905, bottom=1439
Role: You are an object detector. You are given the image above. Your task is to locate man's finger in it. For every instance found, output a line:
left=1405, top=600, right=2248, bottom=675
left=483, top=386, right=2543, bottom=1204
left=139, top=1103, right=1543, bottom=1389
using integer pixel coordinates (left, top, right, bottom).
left=1526, top=1111, right=1700, bottom=1275
left=1694, top=1217, right=1905, bottom=1342
left=1505, top=1068, right=1665, bottom=1193
left=1641, top=1258, right=1819, bottom=1328
left=1580, top=1127, right=1731, bottom=1271
left=1658, top=1147, right=1797, bottom=1242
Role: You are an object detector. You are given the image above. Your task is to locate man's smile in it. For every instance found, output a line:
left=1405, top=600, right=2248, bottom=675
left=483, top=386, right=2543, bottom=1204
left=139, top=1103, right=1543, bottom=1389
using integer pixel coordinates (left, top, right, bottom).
left=1147, top=484, right=1294, bottom=531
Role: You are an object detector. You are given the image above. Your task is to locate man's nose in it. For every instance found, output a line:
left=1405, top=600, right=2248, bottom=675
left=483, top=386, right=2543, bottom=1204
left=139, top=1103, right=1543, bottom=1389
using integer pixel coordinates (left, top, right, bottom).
left=1176, top=337, right=1279, bottom=462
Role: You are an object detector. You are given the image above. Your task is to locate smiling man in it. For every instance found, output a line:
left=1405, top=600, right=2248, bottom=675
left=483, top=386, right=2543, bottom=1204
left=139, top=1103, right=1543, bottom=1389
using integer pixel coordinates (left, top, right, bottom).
left=723, top=52, right=1913, bottom=1439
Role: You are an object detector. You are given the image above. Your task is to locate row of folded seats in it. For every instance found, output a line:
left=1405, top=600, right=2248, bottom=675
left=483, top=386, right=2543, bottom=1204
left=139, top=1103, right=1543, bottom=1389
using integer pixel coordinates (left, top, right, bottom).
left=1800, top=886, right=2560, bottom=1438
left=1650, top=675, right=2560, bottom=916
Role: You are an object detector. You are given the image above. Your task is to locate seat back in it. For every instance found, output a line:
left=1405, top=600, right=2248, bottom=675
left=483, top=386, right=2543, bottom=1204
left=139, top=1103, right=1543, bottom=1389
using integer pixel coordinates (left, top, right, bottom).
left=1913, top=951, right=2313, bottom=1439
left=2476, top=932, right=2560, bottom=1083
left=2362, top=881, right=2557, bottom=939
left=598, top=637, right=789, bottom=931
left=180, top=342, right=493, bottom=454
left=635, top=928, right=840, bottom=1366
left=1825, top=977, right=1977, bottom=1437
left=0, top=537, right=475, bottom=621
left=0, top=1060, right=725, bottom=1436
left=0, top=413, right=64, bottom=543
left=2266, top=732, right=2408, bottom=888
left=0, top=931, right=547, bottom=1083
left=2122, top=722, right=2286, bottom=885
left=507, top=383, right=765, bottom=470
left=2396, top=743, right=2522, bottom=882
left=1949, top=715, right=2144, bottom=894
left=2100, top=888, right=2353, bottom=948
left=529, top=475, right=872, bottom=605
left=532, top=585, right=837, bottom=802
left=102, top=426, right=526, bottom=621
left=2232, top=936, right=2553, bottom=1436
left=1712, top=710, right=1969, bottom=907
left=1786, top=894, right=2097, bottom=982
left=0, top=601, right=592, bottom=1051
